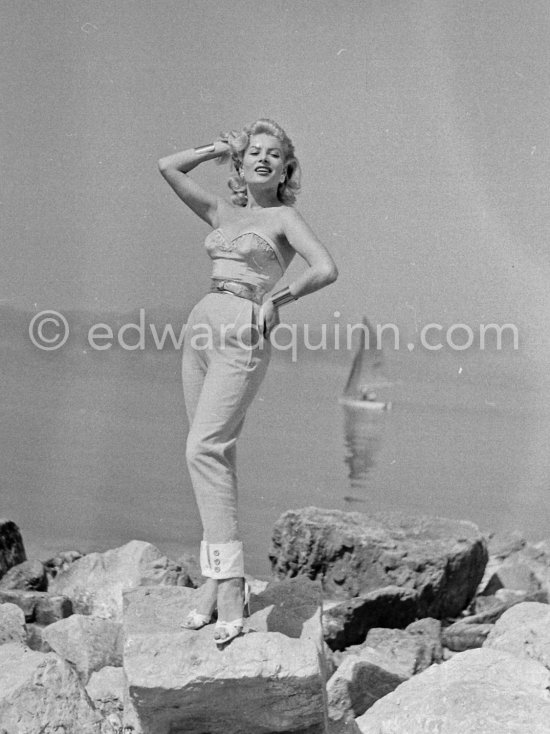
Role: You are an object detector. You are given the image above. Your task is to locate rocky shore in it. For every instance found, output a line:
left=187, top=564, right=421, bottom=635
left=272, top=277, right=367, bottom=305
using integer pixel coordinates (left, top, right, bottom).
left=1, top=509, right=550, bottom=733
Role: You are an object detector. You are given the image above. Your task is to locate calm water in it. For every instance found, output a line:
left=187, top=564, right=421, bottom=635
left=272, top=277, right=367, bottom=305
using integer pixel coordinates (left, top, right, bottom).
left=2, top=333, right=550, bottom=578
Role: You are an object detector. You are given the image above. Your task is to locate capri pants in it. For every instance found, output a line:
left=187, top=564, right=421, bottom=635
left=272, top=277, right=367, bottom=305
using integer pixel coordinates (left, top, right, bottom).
left=181, top=292, right=270, bottom=546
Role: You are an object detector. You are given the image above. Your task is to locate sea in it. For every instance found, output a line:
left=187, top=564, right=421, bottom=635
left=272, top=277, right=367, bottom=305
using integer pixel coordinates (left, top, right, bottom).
left=2, top=308, right=550, bottom=579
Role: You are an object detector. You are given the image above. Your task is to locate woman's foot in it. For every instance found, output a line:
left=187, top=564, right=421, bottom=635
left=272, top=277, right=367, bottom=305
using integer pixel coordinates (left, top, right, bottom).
left=214, top=577, right=248, bottom=646
left=181, top=577, right=218, bottom=630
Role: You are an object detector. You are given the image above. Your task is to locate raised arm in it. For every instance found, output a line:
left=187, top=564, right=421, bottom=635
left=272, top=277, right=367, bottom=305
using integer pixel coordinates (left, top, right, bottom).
left=157, top=141, right=230, bottom=226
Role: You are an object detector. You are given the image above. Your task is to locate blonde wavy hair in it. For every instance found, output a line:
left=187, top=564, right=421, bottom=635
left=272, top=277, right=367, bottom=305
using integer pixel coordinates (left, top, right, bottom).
left=218, top=119, right=301, bottom=207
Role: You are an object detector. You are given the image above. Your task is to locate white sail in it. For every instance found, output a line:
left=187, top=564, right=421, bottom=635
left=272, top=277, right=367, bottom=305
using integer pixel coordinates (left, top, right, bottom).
left=343, top=317, right=392, bottom=397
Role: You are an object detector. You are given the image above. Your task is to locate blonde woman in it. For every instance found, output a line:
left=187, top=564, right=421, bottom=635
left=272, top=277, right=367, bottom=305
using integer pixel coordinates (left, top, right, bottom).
left=158, top=119, right=337, bottom=646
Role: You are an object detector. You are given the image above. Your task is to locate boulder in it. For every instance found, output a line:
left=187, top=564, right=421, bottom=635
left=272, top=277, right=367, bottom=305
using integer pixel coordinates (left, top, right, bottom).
left=270, top=508, right=487, bottom=619
left=356, top=647, right=550, bottom=733
left=26, top=623, right=53, bottom=652
left=0, top=642, right=102, bottom=733
left=483, top=601, right=550, bottom=668
left=363, top=627, right=434, bottom=675
left=442, top=620, right=494, bottom=651
left=405, top=617, right=443, bottom=667
left=0, top=588, right=72, bottom=623
left=49, top=539, right=195, bottom=620
left=0, top=518, right=26, bottom=576
left=123, top=583, right=327, bottom=734
left=322, top=586, right=419, bottom=650
left=43, top=614, right=124, bottom=683
left=478, top=537, right=550, bottom=600
left=249, top=575, right=324, bottom=640
left=486, top=530, right=526, bottom=559
left=86, top=665, right=125, bottom=720
left=480, top=556, right=543, bottom=597
left=0, top=602, right=27, bottom=645
left=327, top=649, right=408, bottom=722
left=43, top=549, right=84, bottom=580
left=0, top=558, right=48, bottom=591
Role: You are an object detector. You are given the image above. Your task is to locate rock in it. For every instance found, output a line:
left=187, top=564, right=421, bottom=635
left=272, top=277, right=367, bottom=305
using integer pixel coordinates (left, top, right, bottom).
left=356, top=647, right=550, bottom=733
left=26, top=623, right=53, bottom=652
left=123, top=584, right=327, bottom=734
left=327, top=718, right=362, bottom=734
left=405, top=617, right=443, bottom=666
left=322, top=585, right=418, bottom=650
left=442, top=621, right=494, bottom=651
left=43, top=614, right=124, bottom=683
left=478, top=537, right=550, bottom=600
left=0, top=558, right=48, bottom=591
left=483, top=601, right=550, bottom=668
left=0, top=602, right=27, bottom=645
left=0, top=588, right=73, bottom=623
left=487, top=530, right=526, bottom=559
left=35, top=592, right=74, bottom=625
left=481, top=557, right=543, bottom=596
left=49, top=539, right=195, bottom=620
left=43, top=549, right=84, bottom=580
left=86, top=665, right=125, bottom=720
left=0, top=518, right=26, bottom=576
left=270, top=507, right=487, bottom=619
left=363, top=627, right=433, bottom=675
left=0, top=642, right=102, bottom=733
left=327, top=649, right=408, bottom=722
left=174, top=551, right=202, bottom=587
left=249, top=575, right=324, bottom=639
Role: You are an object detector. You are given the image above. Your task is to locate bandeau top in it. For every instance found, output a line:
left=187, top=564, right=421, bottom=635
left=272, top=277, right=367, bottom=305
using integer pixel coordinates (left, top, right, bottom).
left=204, top=228, right=293, bottom=301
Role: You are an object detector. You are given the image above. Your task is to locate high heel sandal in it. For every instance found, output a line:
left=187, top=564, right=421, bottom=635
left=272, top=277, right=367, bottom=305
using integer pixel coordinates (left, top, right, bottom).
left=181, top=608, right=214, bottom=630
left=214, top=579, right=250, bottom=648
left=181, top=541, right=217, bottom=631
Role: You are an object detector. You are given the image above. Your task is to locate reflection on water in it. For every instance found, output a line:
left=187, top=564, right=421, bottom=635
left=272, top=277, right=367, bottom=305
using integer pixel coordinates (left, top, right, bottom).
left=342, top=404, right=390, bottom=502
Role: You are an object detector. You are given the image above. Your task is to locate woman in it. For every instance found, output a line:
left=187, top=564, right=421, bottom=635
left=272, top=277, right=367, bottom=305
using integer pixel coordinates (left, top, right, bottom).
left=158, top=118, right=338, bottom=647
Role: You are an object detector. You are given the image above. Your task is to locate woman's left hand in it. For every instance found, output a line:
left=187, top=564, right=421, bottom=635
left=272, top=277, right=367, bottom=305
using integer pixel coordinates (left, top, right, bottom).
left=259, top=299, right=280, bottom=338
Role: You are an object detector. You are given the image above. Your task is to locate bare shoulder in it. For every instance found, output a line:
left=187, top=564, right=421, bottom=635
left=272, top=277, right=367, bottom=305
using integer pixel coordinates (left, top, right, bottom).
left=277, top=205, right=320, bottom=246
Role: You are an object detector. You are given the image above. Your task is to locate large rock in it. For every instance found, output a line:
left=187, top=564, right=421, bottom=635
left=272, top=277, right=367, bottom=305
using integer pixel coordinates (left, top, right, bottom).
left=0, top=602, right=27, bottom=645
left=483, top=601, right=550, bottom=668
left=478, top=536, right=550, bottom=599
left=43, top=549, right=84, bottom=580
left=363, top=627, right=434, bottom=675
left=405, top=617, right=443, bottom=667
left=0, top=588, right=72, bottom=623
left=123, top=583, right=327, bottom=734
left=322, top=586, right=418, bottom=650
left=0, top=518, right=26, bottom=576
left=356, top=647, right=550, bottom=733
left=86, top=665, right=125, bottom=723
left=270, top=508, right=487, bottom=619
left=327, top=649, right=408, bottom=722
left=49, top=539, right=194, bottom=620
left=43, top=614, right=124, bottom=683
left=0, top=558, right=47, bottom=591
left=26, top=623, right=53, bottom=652
left=0, top=642, right=102, bottom=733
left=442, top=620, right=494, bottom=651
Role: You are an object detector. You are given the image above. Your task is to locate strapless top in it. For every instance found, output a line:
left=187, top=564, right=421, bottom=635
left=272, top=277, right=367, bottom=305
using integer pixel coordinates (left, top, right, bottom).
left=204, top=228, right=292, bottom=301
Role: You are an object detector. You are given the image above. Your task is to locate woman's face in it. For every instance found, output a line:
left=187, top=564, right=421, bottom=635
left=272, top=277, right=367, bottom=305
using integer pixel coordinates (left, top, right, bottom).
left=241, top=133, right=286, bottom=188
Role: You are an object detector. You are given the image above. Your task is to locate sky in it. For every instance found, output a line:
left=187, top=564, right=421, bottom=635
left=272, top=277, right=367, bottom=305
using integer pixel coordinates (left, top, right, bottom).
left=2, top=0, right=550, bottom=365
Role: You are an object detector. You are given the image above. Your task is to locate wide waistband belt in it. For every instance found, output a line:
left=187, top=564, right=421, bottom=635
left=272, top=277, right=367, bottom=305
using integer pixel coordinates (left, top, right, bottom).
left=210, top=278, right=263, bottom=305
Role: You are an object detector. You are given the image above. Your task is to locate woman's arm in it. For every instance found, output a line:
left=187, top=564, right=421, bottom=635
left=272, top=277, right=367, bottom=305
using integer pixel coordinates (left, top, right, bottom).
left=157, top=141, right=230, bottom=226
left=260, top=208, right=338, bottom=337
left=278, top=207, right=338, bottom=298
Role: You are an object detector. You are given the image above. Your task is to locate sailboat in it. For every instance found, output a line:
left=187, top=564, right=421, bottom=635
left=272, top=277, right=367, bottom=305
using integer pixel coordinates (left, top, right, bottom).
left=339, top=317, right=392, bottom=411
